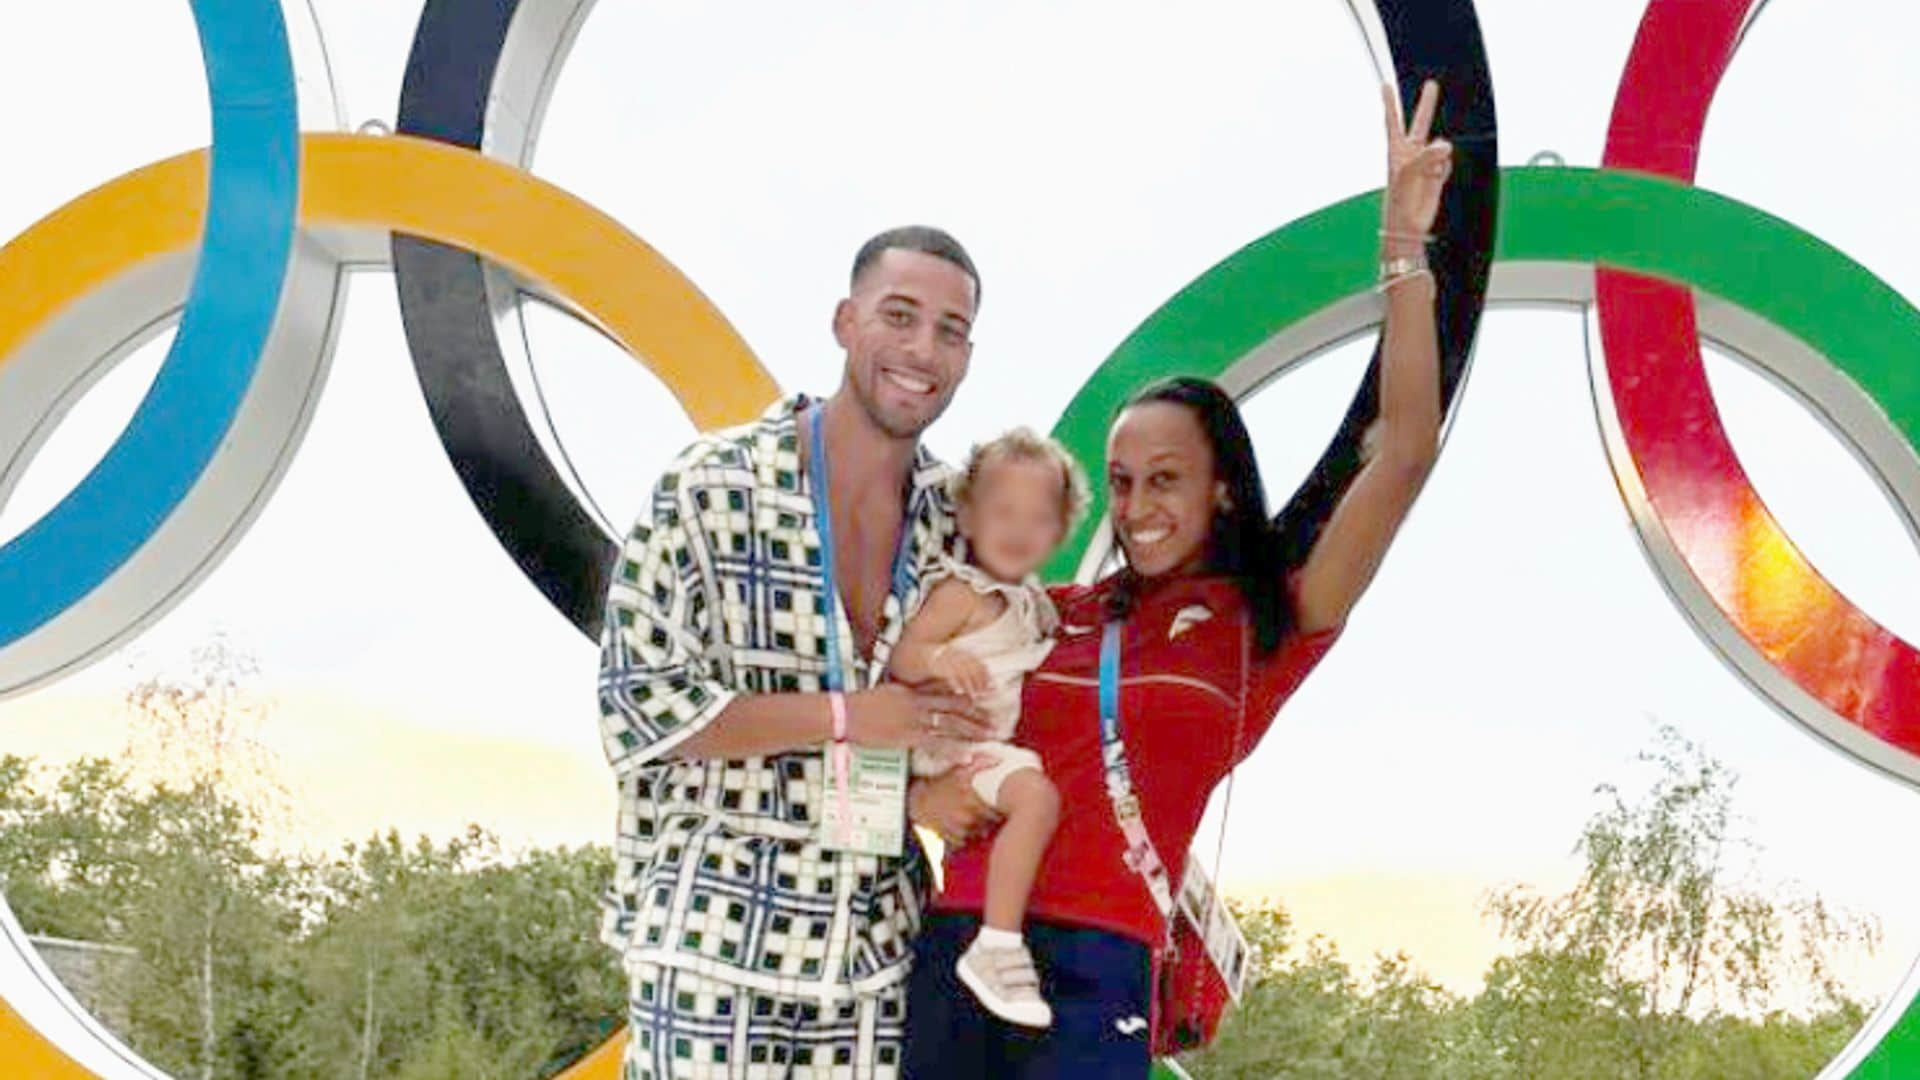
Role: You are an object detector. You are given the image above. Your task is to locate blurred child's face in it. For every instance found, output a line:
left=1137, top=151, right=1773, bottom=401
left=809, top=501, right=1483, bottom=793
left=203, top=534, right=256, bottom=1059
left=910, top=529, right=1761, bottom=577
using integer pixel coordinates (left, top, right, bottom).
left=959, top=456, right=1066, bottom=582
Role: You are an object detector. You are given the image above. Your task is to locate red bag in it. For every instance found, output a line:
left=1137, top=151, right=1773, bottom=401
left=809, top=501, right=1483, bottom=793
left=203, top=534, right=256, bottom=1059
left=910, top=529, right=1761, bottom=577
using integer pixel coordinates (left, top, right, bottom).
left=1153, top=896, right=1235, bottom=1054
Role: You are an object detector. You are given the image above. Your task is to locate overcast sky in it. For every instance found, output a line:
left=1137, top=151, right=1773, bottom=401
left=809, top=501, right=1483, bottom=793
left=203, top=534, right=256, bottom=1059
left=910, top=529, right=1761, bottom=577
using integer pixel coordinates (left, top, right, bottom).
left=3, top=0, right=1919, bottom=1001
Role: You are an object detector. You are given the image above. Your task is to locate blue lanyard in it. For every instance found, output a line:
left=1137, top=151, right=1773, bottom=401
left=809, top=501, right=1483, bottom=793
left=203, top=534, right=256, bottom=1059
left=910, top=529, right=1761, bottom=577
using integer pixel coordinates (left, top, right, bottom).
left=807, top=406, right=849, bottom=693
left=805, top=403, right=915, bottom=694
left=1099, top=622, right=1122, bottom=747
left=1099, top=617, right=1177, bottom=921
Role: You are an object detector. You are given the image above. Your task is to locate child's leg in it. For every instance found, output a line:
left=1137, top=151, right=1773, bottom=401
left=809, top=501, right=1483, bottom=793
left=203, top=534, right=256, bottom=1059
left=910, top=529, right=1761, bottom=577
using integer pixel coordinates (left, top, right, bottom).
left=957, top=761, right=1060, bottom=1027
left=982, top=767, right=1060, bottom=933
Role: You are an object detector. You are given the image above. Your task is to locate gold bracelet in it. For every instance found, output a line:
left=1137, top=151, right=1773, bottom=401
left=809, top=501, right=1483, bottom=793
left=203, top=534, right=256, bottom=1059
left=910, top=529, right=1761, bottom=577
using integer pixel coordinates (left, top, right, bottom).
left=1379, top=254, right=1428, bottom=281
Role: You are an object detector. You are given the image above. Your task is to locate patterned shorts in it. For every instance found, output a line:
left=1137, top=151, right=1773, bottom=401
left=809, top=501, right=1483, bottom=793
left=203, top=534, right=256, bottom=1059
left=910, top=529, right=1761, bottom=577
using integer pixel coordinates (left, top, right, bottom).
left=624, top=960, right=908, bottom=1079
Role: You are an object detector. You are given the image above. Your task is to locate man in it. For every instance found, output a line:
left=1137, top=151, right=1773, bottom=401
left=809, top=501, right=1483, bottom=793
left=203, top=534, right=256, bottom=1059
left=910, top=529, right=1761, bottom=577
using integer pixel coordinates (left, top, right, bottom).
left=599, top=227, right=998, bottom=1078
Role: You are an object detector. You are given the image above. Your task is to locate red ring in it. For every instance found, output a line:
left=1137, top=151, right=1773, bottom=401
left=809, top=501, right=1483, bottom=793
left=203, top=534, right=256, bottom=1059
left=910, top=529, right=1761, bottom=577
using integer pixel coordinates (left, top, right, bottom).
left=1599, top=0, right=1920, bottom=749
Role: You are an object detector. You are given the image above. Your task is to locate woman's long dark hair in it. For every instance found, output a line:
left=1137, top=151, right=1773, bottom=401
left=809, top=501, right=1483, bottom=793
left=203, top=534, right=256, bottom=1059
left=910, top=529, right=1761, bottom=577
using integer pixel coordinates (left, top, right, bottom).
left=1103, top=377, right=1294, bottom=654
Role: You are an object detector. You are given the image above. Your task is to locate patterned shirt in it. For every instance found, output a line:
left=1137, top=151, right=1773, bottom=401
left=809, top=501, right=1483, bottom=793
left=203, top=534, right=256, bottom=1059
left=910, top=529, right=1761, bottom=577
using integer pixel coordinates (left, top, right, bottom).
left=598, top=394, right=958, bottom=1001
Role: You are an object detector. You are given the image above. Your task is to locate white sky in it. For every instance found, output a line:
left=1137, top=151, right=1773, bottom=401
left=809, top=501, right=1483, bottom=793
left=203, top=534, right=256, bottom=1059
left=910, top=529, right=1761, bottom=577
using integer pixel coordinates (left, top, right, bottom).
left=2, top=0, right=1919, bottom=999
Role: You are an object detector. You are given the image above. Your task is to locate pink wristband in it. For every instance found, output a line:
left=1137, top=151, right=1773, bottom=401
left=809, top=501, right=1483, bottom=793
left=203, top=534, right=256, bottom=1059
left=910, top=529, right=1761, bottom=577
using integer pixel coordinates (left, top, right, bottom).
left=828, top=690, right=849, bottom=742
left=828, top=691, right=851, bottom=830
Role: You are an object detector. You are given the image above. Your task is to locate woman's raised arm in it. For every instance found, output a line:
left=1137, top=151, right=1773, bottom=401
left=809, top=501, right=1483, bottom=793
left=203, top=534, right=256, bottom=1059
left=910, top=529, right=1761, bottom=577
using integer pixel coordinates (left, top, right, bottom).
left=1294, top=80, right=1453, bottom=634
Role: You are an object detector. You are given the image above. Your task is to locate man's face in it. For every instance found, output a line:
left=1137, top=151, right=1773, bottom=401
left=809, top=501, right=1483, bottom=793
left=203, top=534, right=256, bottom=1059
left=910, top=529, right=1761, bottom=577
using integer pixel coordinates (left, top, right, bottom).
left=833, top=248, right=977, bottom=440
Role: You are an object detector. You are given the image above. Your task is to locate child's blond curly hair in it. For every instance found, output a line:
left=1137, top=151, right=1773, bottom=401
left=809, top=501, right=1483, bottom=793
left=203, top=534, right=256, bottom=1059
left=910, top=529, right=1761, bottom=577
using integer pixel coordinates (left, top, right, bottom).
left=951, top=427, right=1090, bottom=534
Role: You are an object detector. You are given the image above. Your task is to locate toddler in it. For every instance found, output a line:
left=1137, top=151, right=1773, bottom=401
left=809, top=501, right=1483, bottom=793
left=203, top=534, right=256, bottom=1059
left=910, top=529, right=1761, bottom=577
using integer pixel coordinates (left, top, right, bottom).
left=892, top=427, right=1087, bottom=1028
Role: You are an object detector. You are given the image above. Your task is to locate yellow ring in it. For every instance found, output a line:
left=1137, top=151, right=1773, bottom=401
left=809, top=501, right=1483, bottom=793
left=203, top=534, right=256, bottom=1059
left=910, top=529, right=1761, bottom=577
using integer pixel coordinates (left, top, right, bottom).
left=0, top=130, right=773, bottom=1077
left=0, top=132, right=779, bottom=430
left=0, top=997, right=90, bottom=1078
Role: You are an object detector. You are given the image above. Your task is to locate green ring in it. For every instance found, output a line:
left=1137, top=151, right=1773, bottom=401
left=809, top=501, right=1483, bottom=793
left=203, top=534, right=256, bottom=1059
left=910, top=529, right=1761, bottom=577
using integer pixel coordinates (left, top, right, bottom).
left=1051, top=163, right=1920, bottom=1073
left=1045, top=165, right=1920, bottom=579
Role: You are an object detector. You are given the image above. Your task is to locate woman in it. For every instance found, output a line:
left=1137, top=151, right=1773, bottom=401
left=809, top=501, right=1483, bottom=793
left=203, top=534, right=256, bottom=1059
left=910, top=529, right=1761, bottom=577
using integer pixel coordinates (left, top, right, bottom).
left=903, top=80, right=1456, bottom=1077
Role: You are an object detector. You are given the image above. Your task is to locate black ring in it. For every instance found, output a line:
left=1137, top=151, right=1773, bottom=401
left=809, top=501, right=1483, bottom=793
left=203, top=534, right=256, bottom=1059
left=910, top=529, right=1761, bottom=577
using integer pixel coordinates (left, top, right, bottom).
left=391, top=0, right=1499, bottom=632
left=394, top=0, right=615, bottom=638
left=1274, top=0, right=1498, bottom=565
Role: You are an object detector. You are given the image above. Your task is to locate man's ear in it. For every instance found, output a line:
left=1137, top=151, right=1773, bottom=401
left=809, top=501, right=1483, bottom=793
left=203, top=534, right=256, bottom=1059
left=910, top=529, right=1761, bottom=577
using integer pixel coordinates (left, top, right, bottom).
left=832, top=298, right=855, bottom=350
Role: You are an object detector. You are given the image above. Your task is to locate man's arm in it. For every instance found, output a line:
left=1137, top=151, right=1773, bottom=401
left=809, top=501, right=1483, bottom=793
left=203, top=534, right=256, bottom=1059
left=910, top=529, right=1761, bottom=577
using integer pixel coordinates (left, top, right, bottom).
left=670, top=685, right=989, bottom=760
left=599, top=462, right=990, bottom=771
left=597, top=461, right=741, bottom=775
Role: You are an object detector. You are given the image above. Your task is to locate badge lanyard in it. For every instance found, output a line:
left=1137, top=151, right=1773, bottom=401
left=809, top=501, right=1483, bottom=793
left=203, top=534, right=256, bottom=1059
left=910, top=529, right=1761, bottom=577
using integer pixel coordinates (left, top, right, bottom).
left=1099, top=622, right=1177, bottom=921
left=805, top=403, right=912, bottom=838
left=1101, top=616, right=1252, bottom=1003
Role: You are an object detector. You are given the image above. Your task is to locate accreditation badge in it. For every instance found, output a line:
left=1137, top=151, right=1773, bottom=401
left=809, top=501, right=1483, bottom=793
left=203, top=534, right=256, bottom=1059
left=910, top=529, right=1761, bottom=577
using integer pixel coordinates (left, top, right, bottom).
left=820, top=746, right=908, bottom=857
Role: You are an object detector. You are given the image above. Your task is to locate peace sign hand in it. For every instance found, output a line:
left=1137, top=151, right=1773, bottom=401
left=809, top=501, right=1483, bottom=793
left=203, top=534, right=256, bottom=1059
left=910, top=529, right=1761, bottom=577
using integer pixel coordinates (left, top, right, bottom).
left=1381, top=79, right=1454, bottom=245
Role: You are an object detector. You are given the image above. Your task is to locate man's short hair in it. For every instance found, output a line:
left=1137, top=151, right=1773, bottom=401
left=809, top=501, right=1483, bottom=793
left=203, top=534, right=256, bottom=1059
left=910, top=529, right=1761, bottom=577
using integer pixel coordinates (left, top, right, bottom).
left=850, top=226, right=981, bottom=308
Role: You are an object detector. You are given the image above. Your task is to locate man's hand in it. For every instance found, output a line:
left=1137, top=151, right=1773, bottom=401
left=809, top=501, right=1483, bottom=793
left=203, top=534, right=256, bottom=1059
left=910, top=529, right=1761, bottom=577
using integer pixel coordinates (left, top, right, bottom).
left=909, top=759, right=1003, bottom=846
left=847, top=683, right=991, bottom=756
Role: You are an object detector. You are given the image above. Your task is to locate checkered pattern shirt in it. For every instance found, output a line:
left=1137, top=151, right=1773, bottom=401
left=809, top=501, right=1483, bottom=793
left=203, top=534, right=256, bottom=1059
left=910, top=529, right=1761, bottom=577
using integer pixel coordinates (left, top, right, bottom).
left=598, top=394, right=958, bottom=1001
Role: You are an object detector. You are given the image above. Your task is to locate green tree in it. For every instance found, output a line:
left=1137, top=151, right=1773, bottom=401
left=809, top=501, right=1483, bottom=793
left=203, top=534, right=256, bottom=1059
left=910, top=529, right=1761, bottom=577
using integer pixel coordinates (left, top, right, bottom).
left=0, top=638, right=627, bottom=1078
left=113, top=784, right=307, bottom=1079
left=0, top=750, right=309, bottom=1078
left=294, top=827, right=622, bottom=1078
left=1184, top=901, right=1357, bottom=1077
left=2, top=751, right=624, bottom=1079
left=295, top=830, right=462, bottom=1078
left=1183, top=901, right=1470, bottom=1079
left=387, top=834, right=623, bottom=1077
left=1185, top=724, right=1881, bottom=1080
left=108, top=639, right=304, bottom=1079
left=1481, top=724, right=1878, bottom=1077
left=0, top=752, right=151, bottom=942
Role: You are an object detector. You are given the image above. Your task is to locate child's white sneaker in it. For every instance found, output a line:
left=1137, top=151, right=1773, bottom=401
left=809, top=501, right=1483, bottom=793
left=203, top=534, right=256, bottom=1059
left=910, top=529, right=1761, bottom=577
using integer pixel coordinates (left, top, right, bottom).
left=956, top=938, right=1053, bottom=1028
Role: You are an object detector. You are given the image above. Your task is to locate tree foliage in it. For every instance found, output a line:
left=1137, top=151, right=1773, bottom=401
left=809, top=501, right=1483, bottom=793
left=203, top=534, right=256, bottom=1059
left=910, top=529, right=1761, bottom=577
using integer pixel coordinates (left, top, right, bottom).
left=0, top=646, right=623, bottom=1079
left=0, top=753, right=624, bottom=1079
left=0, top=647, right=1880, bottom=1080
left=1184, top=725, right=1879, bottom=1079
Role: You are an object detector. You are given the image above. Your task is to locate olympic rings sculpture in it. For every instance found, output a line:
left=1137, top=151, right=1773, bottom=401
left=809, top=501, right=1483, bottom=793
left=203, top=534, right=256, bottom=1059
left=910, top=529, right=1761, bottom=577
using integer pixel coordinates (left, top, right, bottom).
left=0, top=0, right=1916, bottom=1076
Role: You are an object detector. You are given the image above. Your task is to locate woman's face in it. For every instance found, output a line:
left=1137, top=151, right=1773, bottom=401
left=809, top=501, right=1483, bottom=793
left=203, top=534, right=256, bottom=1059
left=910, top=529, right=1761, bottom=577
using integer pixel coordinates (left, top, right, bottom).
left=1106, top=402, right=1224, bottom=580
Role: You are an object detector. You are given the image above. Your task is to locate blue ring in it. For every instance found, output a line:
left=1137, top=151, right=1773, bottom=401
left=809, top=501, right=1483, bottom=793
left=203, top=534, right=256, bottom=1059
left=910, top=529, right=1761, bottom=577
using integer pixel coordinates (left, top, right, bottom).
left=0, top=0, right=300, bottom=645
